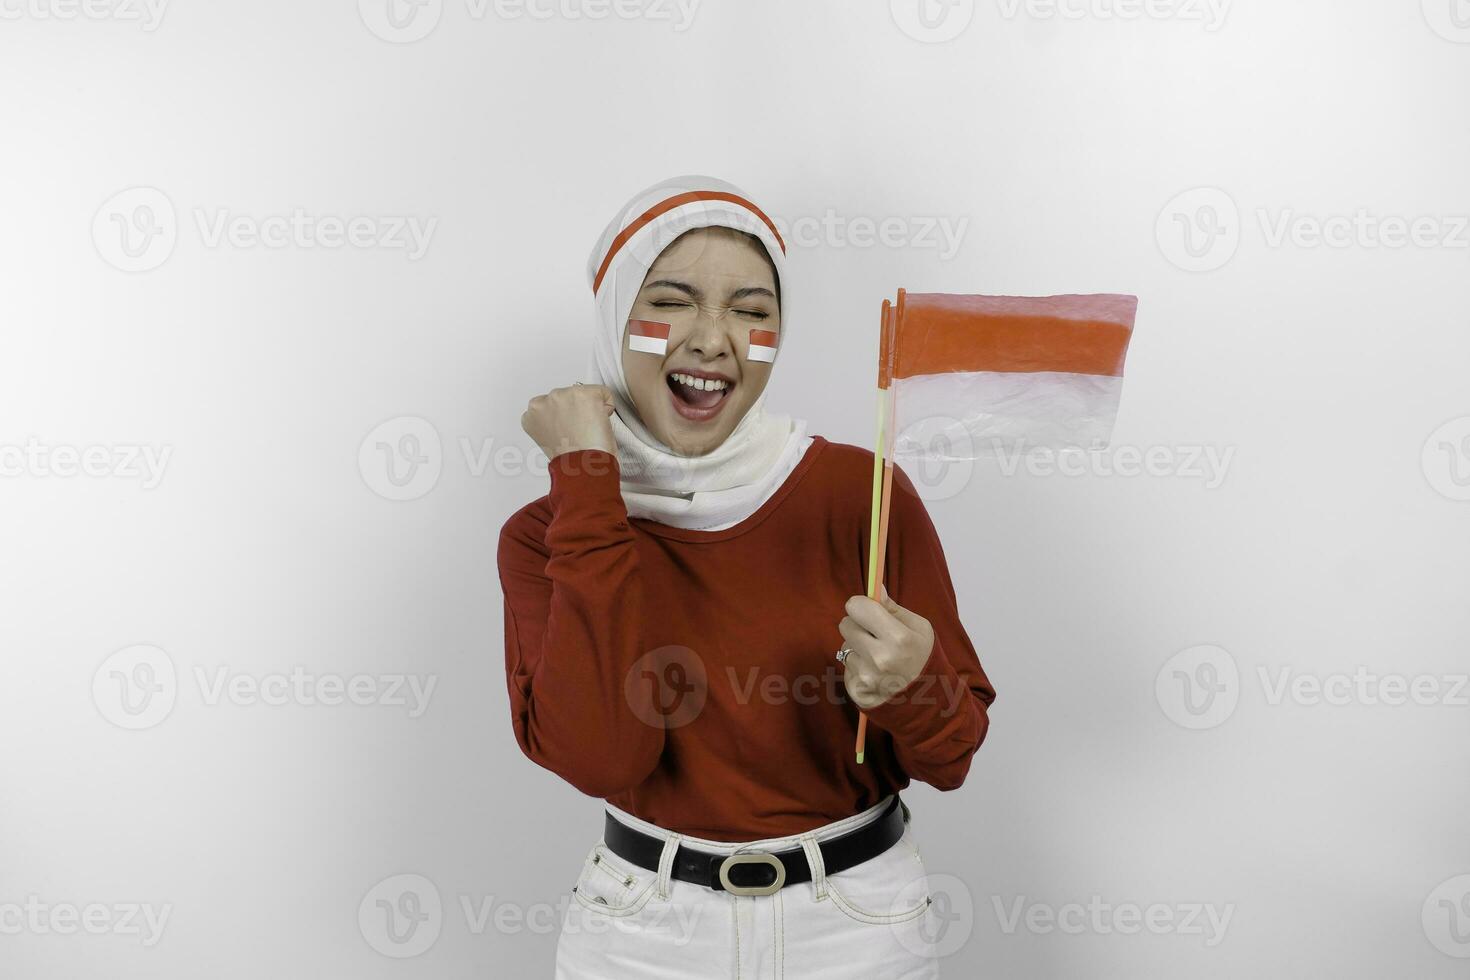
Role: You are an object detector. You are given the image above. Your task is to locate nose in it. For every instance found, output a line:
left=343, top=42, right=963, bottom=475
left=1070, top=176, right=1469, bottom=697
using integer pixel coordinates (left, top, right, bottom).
left=685, top=309, right=732, bottom=361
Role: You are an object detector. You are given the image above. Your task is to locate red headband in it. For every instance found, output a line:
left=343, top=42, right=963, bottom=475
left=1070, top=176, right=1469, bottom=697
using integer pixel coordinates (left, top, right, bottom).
left=592, top=190, right=786, bottom=294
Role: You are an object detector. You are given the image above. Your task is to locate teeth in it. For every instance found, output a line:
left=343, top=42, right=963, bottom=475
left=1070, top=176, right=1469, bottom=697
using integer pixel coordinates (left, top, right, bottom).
left=671, top=373, right=728, bottom=392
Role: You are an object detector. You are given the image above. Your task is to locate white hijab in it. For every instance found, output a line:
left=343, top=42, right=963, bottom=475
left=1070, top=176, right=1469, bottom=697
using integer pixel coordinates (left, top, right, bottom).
left=585, top=175, right=812, bottom=530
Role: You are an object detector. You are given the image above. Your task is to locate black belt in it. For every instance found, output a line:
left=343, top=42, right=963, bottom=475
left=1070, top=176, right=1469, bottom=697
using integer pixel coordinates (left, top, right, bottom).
left=602, top=797, right=908, bottom=897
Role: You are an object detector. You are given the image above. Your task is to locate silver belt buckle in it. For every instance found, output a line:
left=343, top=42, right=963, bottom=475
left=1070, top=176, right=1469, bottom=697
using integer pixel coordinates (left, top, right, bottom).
left=718, top=852, right=786, bottom=897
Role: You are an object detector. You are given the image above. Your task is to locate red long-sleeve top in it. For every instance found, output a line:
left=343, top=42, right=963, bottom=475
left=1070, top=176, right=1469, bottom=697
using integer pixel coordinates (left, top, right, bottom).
left=497, top=436, right=995, bottom=842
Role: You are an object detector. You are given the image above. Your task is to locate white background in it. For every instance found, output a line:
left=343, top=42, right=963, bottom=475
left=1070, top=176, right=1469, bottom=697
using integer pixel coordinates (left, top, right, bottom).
left=3, top=0, right=1469, bottom=976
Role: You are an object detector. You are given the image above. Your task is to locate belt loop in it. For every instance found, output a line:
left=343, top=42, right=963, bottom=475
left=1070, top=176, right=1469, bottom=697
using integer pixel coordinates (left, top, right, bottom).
left=656, top=834, right=681, bottom=899
left=798, top=833, right=827, bottom=900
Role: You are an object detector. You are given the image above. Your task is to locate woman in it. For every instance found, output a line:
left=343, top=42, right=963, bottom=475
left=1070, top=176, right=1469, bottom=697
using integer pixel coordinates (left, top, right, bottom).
left=498, top=175, right=996, bottom=978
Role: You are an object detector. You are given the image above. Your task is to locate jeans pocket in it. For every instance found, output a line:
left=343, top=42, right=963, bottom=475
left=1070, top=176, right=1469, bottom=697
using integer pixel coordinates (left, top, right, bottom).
left=571, top=843, right=656, bottom=916
left=824, top=828, right=931, bottom=926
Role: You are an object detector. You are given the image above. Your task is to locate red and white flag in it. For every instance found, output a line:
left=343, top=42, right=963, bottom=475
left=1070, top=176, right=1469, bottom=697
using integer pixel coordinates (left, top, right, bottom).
left=854, top=288, right=1138, bottom=764
left=627, top=319, right=671, bottom=356
left=747, top=328, right=779, bottom=363
left=882, top=292, right=1138, bottom=459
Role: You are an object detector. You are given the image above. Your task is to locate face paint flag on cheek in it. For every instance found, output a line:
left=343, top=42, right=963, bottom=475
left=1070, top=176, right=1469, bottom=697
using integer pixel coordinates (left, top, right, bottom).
left=748, top=328, right=778, bottom=363
left=627, top=319, right=671, bottom=356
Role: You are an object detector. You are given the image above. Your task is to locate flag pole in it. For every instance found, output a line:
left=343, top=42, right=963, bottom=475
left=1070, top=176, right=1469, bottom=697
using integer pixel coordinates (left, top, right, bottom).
left=857, top=293, right=901, bottom=764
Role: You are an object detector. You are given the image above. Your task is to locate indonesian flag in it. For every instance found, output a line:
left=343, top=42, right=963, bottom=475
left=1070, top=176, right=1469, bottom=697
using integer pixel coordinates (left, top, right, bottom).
left=748, top=328, right=779, bottom=363
left=627, top=319, right=671, bottom=356
left=883, top=292, right=1138, bottom=460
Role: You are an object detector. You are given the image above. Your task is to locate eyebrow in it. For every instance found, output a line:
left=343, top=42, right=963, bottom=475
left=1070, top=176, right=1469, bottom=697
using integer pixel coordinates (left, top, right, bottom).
left=643, top=279, right=701, bottom=299
left=643, top=279, right=776, bottom=303
left=729, top=286, right=777, bottom=302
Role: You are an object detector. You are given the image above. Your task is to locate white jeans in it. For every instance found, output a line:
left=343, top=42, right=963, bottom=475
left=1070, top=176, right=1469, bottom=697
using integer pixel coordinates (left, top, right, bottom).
left=554, top=797, right=942, bottom=979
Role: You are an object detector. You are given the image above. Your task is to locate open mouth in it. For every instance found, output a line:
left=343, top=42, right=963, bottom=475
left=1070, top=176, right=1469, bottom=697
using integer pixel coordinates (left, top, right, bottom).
left=665, top=370, right=734, bottom=422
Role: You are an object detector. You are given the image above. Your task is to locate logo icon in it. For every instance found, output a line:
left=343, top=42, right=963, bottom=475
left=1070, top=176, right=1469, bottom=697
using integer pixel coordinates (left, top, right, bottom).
left=92, top=187, right=177, bottom=273
left=359, top=416, right=443, bottom=501
left=890, top=0, right=975, bottom=43
left=359, top=0, right=442, bottom=42
left=93, top=644, right=178, bottom=730
left=1423, top=874, right=1470, bottom=957
left=893, top=872, right=973, bottom=958
left=359, top=873, right=442, bottom=958
left=623, top=645, right=708, bottom=729
left=1422, top=0, right=1470, bottom=42
left=1155, top=644, right=1239, bottom=730
left=1422, top=416, right=1470, bottom=501
left=1156, top=187, right=1240, bottom=273
left=893, top=415, right=976, bottom=502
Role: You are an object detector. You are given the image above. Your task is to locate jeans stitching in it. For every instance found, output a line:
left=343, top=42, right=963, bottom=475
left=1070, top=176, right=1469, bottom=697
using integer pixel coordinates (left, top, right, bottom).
left=775, top=888, right=784, bottom=979
left=733, top=897, right=742, bottom=980
left=587, top=846, right=639, bottom=889
left=656, top=834, right=680, bottom=900
left=825, top=887, right=929, bottom=925
left=571, top=878, right=656, bottom=917
left=799, top=834, right=827, bottom=901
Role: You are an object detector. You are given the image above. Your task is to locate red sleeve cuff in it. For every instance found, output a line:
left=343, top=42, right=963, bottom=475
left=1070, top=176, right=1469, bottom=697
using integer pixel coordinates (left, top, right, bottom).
left=549, top=448, right=620, bottom=487
left=549, top=449, right=623, bottom=502
left=546, top=449, right=629, bottom=550
left=861, top=639, right=973, bottom=748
